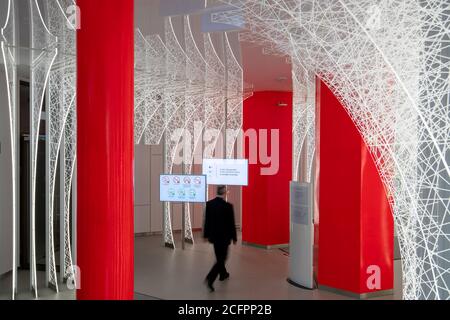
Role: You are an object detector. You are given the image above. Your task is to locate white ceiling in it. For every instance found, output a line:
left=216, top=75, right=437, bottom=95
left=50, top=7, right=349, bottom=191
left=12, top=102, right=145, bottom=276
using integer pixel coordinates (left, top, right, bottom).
left=2, top=0, right=293, bottom=92
left=135, top=0, right=292, bottom=93
left=242, top=43, right=292, bottom=92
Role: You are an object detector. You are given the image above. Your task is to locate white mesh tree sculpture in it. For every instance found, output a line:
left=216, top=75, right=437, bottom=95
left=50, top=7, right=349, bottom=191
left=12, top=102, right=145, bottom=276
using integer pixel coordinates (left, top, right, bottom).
left=135, top=30, right=168, bottom=146
left=1, top=0, right=18, bottom=300
left=183, top=16, right=207, bottom=243
left=30, top=0, right=58, bottom=298
left=135, top=29, right=153, bottom=145
left=162, top=17, right=188, bottom=247
left=203, top=33, right=227, bottom=159
left=214, top=0, right=450, bottom=300
left=134, top=14, right=252, bottom=248
left=135, top=29, right=178, bottom=247
left=135, top=25, right=189, bottom=248
left=143, top=34, right=169, bottom=146
left=62, top=94, right=76, bottom=284
left=292, top=62, right=315, bottom=182
left=223, top=33, right=247, bottom=159
left=184, top=16, right=206, bottom=172
left=45, top=0, right=77, bottom=290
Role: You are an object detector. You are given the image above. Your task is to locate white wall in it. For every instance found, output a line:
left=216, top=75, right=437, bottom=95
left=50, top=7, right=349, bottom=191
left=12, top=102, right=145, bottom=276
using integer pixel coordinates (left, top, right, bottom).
left=133, top=142, right=166, bottom=235
left=134, top=143, right=194, bottom=235
left=150, top=144, right=164, bottom=232
left=0, top=68, right=13, bottom=276
left=134, top=144, right=152, bottom=233
left=0, top=0, right=31, bottom=276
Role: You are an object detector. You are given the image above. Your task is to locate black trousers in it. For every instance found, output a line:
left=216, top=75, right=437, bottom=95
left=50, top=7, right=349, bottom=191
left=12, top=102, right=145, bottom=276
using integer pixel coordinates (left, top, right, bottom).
left=206, top=242, right=229, bottom=283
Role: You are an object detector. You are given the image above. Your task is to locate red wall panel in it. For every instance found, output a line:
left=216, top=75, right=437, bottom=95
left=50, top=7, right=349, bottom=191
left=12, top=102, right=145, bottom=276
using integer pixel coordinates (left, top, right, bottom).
left=360, top=146, right=394, bottom=292
left=317, top=80, right=393, bottom=294
left=242, top=91, right=292, bottom=246
left=317, top=81, right=362, bottom=291
left=76, top=0, right=134, bottom=300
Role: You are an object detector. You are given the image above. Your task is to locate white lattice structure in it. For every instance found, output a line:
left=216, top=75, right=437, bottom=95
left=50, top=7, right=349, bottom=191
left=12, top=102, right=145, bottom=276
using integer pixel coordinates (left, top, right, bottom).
left=224, top=33, right=250, bottom=159
left=183, top=16, right=206, bottom=243
left=45, top=0, right=77, bottom=287
left=203, top=33, right=227, bottom=159
left=134, top=13, right=251, bottom=247
left=135, top=24, right=189, bottom=247
left=61, top=96, right=76, bottom=283
left=1, top=0, right=18, bottom=300
left=30, top=0, right=58, bottom=298
left=135, top=24, right=191, bottom=247
left=161, top=17, right=188, bottom=247
left=292, top=62, right=315, bottom=182
left=2, top=0, right=77, bottom=300
left=134, top=30, right=167, bottom=146
left=184, top=16, right=206, bottom=172
left=215, top=0, right=450, bottom=300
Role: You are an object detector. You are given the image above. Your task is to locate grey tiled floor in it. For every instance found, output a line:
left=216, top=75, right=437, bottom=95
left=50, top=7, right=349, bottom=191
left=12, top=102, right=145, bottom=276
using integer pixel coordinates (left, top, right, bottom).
left=0, top=269, right=75, bottom=300
left=0, top=232, right=402, bottom=300
left=134, top=232, right=403, bottom=300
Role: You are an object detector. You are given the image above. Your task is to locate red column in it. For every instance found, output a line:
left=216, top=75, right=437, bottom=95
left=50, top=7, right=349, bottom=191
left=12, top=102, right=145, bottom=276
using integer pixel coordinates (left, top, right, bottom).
left=317, top=80, right=393, bottom=295
left=76, top=0, right=134, bottom=300
left=242, top=91, right=292, bottom=246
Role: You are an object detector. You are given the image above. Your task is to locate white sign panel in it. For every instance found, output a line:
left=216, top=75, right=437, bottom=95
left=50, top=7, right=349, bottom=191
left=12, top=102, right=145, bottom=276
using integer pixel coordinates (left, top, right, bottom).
left=160, top=175, right=207, bottom=203
left=289, top=181, right=314, bottom=289
left=291, top=182, right=311, bottom=225
left=202, top=159, right=248, bottom=186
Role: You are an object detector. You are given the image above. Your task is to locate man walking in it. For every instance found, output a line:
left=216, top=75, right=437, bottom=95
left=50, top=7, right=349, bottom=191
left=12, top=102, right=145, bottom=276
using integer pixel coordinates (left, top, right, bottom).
left=203, top=185, right=237, bottom=292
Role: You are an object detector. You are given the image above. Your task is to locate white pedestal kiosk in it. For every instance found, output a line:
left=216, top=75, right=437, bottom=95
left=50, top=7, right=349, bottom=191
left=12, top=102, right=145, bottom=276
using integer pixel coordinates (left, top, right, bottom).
left=288, top=181, right=315, bottom=289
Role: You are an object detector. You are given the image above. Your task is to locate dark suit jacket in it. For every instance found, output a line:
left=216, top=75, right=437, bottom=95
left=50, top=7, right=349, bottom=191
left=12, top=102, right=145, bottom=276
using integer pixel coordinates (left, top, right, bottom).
left=203, top=197, right=237, bottom=245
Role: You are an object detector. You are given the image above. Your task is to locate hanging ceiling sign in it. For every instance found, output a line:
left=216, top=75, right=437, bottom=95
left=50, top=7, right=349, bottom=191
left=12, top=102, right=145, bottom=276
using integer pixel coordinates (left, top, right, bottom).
left=201, top=5, right=245, bottom=32
left=159, top=0, right=206, bottom=17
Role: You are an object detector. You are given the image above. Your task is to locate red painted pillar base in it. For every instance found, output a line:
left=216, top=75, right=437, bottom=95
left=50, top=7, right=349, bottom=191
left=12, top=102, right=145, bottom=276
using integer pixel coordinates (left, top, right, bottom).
left=76, top=0, right=134, bottom=300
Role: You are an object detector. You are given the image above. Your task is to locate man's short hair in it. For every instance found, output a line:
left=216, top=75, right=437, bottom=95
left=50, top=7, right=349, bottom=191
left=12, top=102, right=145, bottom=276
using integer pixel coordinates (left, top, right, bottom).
left=217, top=185, right=227, bottom=196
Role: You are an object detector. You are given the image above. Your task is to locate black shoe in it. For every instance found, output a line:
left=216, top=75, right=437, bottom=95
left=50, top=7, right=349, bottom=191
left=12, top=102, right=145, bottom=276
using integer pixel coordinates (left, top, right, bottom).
left=204, top=279, right=215, bottom=292
left=219, top=272, right=230, bottom=281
